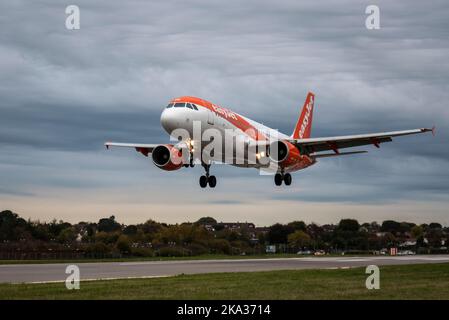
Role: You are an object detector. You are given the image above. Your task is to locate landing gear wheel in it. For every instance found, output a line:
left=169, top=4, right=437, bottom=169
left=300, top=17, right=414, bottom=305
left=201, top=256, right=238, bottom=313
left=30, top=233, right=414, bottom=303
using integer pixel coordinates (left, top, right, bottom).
left=274, top=173, right=283, bottom=186
left=208, top=175, right=217, bottom=188
left=199, top=175, right=208, bottom=188
left=199, top=162, right=217, bottom=188
left=284, top=173, right=292, bottom=186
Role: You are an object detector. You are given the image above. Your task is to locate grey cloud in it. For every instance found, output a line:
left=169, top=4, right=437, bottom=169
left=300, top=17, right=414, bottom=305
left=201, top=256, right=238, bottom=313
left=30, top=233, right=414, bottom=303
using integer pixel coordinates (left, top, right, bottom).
left=0, top=103, right=164, bottom=151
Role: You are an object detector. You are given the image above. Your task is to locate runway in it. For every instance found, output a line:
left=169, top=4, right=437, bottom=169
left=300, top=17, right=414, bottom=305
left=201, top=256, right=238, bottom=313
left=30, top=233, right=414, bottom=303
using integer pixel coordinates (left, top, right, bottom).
left=1, top=255, right=449, bottom=284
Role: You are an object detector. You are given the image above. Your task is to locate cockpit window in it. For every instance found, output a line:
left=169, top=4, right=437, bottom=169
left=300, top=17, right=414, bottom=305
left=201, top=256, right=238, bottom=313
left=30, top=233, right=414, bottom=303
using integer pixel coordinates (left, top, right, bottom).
left=169, top=102, right=199, bottom=110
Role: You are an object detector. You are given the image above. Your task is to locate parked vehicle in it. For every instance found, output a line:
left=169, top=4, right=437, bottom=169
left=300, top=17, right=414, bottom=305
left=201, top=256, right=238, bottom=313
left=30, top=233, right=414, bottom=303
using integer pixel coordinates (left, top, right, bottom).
left=397, top=250, right=416, bottom=255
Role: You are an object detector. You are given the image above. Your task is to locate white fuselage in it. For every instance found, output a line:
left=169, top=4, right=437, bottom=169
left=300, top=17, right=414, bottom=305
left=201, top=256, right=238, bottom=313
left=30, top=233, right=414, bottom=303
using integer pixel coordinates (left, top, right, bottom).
left=160, top=101, right=289, bottom=168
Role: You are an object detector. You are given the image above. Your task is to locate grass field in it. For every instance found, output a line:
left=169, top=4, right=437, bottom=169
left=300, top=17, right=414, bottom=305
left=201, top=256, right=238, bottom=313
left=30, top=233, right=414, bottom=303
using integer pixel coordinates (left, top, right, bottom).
left=1, top=263, right=448, bottom=299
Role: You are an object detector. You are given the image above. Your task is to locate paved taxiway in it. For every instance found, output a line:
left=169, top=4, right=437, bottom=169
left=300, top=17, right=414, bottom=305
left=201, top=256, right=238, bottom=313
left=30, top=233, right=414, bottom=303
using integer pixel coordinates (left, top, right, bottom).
left=1, top=255, right=449, bottom=283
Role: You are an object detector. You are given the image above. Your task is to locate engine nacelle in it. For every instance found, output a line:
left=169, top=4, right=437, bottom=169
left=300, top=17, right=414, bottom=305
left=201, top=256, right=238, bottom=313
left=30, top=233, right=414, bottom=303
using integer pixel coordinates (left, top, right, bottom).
left=268, top=140, right=301, bottom=166
left=151, top=144, right=183, bottom=171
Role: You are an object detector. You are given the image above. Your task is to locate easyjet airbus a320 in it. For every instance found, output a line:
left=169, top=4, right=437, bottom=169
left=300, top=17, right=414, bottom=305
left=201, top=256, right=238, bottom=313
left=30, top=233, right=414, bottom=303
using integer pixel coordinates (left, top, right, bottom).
left=105, top=93, right=434, bottom=188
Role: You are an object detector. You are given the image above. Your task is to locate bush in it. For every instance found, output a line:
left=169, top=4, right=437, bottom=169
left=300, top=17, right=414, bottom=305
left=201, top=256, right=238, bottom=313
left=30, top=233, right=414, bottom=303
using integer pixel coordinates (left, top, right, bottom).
left=84, top=242, right=110, bottom=255
left=116, top=235, right=131, bottom=253
left=156, top=246, right=189, bottom=257
left=95, top=231, right=120, bottom=245
left=130, top=247, right=154, bottom=257
left=187, top=243, right=209, bottom=255
left=209, top=239, right=231, bottom=254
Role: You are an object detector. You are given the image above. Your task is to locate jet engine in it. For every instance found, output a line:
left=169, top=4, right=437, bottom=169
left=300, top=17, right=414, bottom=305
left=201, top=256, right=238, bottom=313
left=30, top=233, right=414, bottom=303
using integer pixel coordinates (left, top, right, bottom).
left=151, top=144, right=184, bottom=171
left=268, top=140, right=301, bottom=166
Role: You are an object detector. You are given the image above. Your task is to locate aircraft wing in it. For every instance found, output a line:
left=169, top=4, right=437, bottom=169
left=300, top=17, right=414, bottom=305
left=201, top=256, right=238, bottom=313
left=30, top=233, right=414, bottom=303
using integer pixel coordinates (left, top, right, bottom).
left=290, top=127, right=434, bottom=154
left=310, top=150, right=368, bottom=158
left=105, top=142, right=160, bottom=157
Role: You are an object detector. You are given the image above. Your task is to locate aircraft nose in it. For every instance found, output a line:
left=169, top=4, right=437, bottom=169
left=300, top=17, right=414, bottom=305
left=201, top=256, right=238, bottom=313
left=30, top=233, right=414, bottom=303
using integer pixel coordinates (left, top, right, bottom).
left=160, top=108, right=175, bottom=134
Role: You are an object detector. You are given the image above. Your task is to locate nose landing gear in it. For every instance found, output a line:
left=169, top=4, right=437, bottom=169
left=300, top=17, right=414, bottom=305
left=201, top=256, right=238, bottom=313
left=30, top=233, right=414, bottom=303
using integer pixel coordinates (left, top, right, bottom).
left=274, top=172, right=292, bottom=186
left=199, top=163, right=217, bottom=188
left=183, top=147, right=195, bottom=168
left=183, top=156, right=195, bottom=168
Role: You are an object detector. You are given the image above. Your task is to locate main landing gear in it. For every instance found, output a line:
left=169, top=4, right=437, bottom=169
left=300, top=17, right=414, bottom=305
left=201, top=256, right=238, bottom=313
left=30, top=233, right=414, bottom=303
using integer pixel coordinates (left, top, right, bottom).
left=274, top=172, right=292, bottom=186
left=199, top=163, right=217, bottom=188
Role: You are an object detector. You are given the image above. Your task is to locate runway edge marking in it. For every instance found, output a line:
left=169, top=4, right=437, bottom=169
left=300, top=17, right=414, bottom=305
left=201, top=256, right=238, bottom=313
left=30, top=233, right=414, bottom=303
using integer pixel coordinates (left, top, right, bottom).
left=21, top=274, right=173, bottom=285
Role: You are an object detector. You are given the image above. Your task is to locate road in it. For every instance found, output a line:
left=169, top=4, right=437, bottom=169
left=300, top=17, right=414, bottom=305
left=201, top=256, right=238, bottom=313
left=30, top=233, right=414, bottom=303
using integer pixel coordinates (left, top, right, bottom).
left=1, top=255, right=449, bottom=283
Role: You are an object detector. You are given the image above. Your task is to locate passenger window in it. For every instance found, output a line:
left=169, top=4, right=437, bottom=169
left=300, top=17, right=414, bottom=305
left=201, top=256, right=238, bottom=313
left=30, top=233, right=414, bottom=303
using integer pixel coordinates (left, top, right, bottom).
left=174, top=103, right=185, bottom=108
left=191, top=104, right=198, bottom=110
left=166, top=103, right=174, bottom=108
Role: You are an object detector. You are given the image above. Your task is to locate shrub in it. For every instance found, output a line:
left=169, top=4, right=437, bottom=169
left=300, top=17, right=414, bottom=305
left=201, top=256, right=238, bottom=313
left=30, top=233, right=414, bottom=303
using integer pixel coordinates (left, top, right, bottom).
left=156, top=246, right=189, bottom=257
left=209, top=239, right=231, bottom=254
left=116, top=235, right=131, bottom=253
left=187, top=243, right=208, bottom=255
left=130, top=247, right=154, bottom=257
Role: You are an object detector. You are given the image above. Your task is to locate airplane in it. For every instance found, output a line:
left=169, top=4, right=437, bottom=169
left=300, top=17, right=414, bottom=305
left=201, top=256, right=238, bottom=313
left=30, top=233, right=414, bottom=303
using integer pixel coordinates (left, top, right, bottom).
left=105, top=92, right=434, bottom=188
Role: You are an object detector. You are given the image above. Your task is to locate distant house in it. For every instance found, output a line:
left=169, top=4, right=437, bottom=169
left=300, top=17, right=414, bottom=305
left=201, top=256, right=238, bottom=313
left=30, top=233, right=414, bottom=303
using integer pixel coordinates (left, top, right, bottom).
left=255, top=227, right=269, bottom=233
left=203, top=224, right=215, bottom=232
left=217, top=222, right=256, bottom=230
left=212, top=222, right=259, bottom=243
left=202, top=221, right=258, bottom=238
left=399, top=240, right=417, bottom=247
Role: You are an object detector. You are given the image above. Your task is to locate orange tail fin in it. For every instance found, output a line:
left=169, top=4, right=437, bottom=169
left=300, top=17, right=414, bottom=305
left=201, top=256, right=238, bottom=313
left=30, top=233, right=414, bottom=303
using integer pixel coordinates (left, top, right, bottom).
left=292, top=92, right=315, bottom=139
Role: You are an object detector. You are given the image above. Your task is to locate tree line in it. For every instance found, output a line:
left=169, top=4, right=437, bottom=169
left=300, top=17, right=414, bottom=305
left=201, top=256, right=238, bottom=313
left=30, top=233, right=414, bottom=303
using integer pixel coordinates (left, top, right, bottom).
left=0, top=210, right=447, bottom=259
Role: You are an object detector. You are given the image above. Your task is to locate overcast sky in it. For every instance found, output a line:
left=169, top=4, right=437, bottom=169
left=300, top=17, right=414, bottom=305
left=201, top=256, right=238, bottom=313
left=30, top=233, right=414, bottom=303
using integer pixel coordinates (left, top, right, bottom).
left=0, top=0, right=448, bottom=226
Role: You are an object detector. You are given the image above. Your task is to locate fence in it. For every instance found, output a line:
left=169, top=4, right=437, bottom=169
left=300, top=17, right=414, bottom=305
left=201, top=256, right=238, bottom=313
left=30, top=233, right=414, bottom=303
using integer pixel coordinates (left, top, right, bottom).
left=0, top=251, right=123, bottom=260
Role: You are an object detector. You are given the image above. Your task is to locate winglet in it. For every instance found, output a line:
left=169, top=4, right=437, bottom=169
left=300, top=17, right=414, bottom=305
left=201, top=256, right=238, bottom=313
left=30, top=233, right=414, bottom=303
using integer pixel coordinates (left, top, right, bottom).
left=421, top=127, right=436, bottom=136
